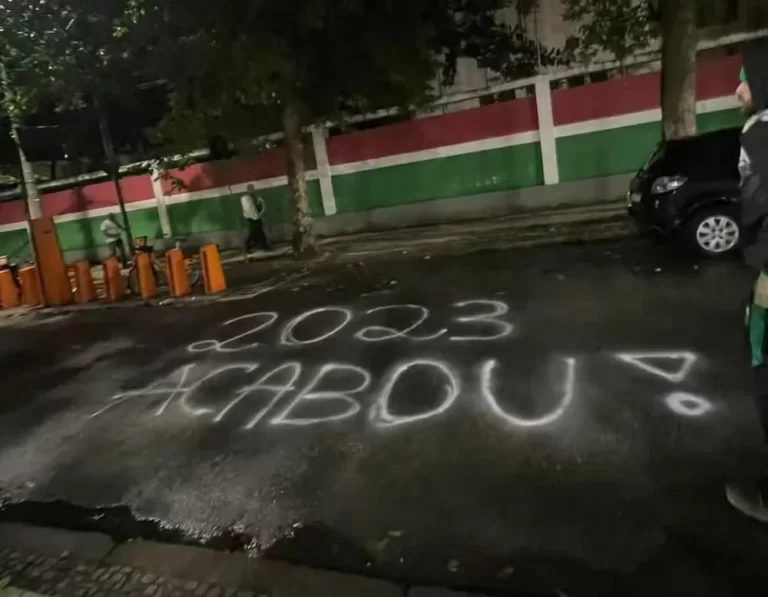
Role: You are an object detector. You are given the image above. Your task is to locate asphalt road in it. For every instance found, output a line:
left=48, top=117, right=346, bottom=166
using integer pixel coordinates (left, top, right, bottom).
left=1, top=237, right=767, bottom=596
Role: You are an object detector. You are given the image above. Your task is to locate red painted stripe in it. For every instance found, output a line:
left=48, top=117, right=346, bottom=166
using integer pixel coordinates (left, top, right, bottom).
left=553, top=71, right=660, bottom=127
left=162, top=153, right=283, bottom=195
left=697, top=54, right=741, bottom=100
left=162, top=147, right=317, bottom=195
left=0, top=200, right=26, bottom=225
left=42, top=175, right=154, bottom=218
left=553, top=55, right=741, bottom=127
left=328, top=98, right=539, bottom=165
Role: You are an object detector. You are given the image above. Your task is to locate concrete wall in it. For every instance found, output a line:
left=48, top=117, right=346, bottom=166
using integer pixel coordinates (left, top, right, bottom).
left=312, top=173, right=631, bottom=240
left=58, top=171, right=631, bottom=263
left=0, top=54, right=741, bottom=264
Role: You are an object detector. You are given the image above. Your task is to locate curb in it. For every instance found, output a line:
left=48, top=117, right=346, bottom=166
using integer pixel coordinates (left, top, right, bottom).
left=0, top=525, right=112, bottom=563
left=0, top=523, right=499, bottom=597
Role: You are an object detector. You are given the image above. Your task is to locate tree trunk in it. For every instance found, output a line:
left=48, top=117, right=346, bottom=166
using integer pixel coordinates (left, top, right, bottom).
left=660, top=0, right=698, bottom=140
left=282, top=99, right=316, bottom=259
left=0, top=63, right=42, bottom=218
left=9, top=116, right=42, bottom=219
left=95, top=94, right=134, bottom=254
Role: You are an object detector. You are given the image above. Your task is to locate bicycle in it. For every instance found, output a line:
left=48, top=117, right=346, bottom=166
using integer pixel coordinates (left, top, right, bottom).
left=126, top=236, right=202, bottom=295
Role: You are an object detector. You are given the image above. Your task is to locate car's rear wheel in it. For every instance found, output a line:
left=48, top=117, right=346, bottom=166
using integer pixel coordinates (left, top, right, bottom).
left=685, top=207, right=741, bottom=257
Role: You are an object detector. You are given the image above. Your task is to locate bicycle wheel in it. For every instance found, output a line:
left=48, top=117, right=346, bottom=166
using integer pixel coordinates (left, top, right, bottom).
left=186, top=259, right=202, bottom=288
left=127, top=264, right=163, bottom=294
left=127, top=265, right=139, bottom=295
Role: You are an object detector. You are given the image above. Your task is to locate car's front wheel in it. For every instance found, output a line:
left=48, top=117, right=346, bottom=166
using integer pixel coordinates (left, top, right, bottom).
left=684, top=207, right=741, bottom=257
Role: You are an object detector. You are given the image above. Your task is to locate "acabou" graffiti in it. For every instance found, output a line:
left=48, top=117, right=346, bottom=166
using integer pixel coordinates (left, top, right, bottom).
left=87, top=299, right=715, bottom=430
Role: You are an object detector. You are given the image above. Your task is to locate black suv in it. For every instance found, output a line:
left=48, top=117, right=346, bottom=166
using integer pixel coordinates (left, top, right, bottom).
left=627, top=126, right=741, bottom=256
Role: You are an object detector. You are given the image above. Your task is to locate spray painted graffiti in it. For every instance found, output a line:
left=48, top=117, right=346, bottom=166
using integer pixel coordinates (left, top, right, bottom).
left=185, top=299, right=516, bottom=352
left=614, top=351, right=697, bottom=383
left=88, top=299, right=717, bottom=431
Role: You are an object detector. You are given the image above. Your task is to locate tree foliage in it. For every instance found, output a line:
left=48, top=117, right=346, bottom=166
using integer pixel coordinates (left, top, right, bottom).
left=137, top=0, right=552, bottom=144
left=562, top=0, right=701, bottom=139
left=2, top=0, right=569, bottom=252
left=439, top=0, right=567, bottom=83
left=562, top=0, right=657, bottom=66
left=127, top=0, right=551, bottom=255
left=0, top=0, right=153, bottom=237
left=0, top=0, right=77, bottom=213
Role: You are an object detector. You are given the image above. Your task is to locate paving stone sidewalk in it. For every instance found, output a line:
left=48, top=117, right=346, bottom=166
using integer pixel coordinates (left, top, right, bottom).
left=1, top=548, right=249, bottom=597
left=0, top=525, right=487, bottom=597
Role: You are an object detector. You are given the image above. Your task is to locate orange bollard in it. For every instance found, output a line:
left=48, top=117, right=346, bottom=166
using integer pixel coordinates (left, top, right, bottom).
left=136, top=252, right=157, bottom=300
left=102, top=257, right=125, bottom=302
left=0, top=269, right=19, bottom=309
left=73, top=260, right=96, bottom=304
left=29, top=216, right=72, bottom=307
left=19, top=266, right=43, bottom=307
left=165, top=248, right=190, bottom=298
left=200, top=244, right=227, bottom=294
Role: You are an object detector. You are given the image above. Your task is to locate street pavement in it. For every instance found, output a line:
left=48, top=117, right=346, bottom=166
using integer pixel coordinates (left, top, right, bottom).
left=1, top=236, right=768, bottom=596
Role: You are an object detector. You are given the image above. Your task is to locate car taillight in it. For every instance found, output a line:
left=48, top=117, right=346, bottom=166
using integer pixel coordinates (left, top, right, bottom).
left=651, top=176, right=687, bottom=195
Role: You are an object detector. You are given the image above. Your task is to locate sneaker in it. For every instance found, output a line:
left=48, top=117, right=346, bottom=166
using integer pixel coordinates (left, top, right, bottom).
left=726, top=482, right=768, bottom=522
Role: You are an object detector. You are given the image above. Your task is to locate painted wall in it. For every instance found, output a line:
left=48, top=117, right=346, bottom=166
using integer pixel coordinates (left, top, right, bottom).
left=553, top=55, right=742, bottom=182
left=0, top=55, right=743, bottom=263
left=327, top=97, right=542, bottom=213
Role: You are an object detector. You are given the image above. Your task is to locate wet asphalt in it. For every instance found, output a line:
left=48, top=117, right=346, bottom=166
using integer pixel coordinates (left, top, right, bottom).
left=1, top=236, right=768, bottom=596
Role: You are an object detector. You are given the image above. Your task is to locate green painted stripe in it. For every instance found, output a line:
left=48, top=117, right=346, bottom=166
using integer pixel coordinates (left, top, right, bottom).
left=0, top=227, right=32, bottom=261
left=332, top=142, right=543, bottom=213
left=167, top=181, right=323, bottom=236
left=54, top=207, right=162, bottom=260
left=556, top=121, right=660, bottom=182
left=557, top=108, right=742, bottom=182
left=697, top=107, right=743, bottom=133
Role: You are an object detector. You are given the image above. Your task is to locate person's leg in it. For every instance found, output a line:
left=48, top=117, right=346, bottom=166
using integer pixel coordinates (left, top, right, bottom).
left=755, top=365, right=768, bottom=445
left=116, top=239, right=129, bottom=268
left=9, top=263, right=20, bottom=290
left=256, top=219, right=271, bottom=251
left=725, top=366, right=768, bottom=520
left=245, top=220, right=258, bottom=253
left=107, top=240, right=118, bottom=261
left=726, top=298, right=768, bottom=521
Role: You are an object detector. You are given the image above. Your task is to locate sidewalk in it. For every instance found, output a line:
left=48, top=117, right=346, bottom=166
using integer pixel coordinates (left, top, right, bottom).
left=0, top=524, right=488, bottom=597
left=224, top=200, right=629, bottom=266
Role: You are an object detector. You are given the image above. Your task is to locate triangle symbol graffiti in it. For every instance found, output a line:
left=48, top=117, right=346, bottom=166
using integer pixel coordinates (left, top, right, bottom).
left=614, top=351, right=697, bottom=383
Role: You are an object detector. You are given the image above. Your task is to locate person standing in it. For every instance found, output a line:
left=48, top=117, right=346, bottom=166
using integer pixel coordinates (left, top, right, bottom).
left=726, top=40, right=768, bottom=520
left=100, top=213, right=128, bottom=267
left=241, top=184, right=271, bottom=256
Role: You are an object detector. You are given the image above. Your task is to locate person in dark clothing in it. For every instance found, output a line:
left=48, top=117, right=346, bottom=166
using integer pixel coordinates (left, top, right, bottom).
left=241, top=184, right=271, bottom=257
left=0, top=256, right=20, bottom=290
left=726, top=39, right=768, bottom=521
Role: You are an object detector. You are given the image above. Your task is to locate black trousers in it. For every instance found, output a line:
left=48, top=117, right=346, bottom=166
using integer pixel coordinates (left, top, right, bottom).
left=107, top=239, right=128, bottom=267
left=245, top=219, right=270, bottom=252
left=755, top=365, right=768, bottom=445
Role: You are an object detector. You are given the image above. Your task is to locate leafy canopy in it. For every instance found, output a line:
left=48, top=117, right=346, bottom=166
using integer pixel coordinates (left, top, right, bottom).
left=562, top=0, right=658, bottom=65
left=128, top=0, right=565, bottom=151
